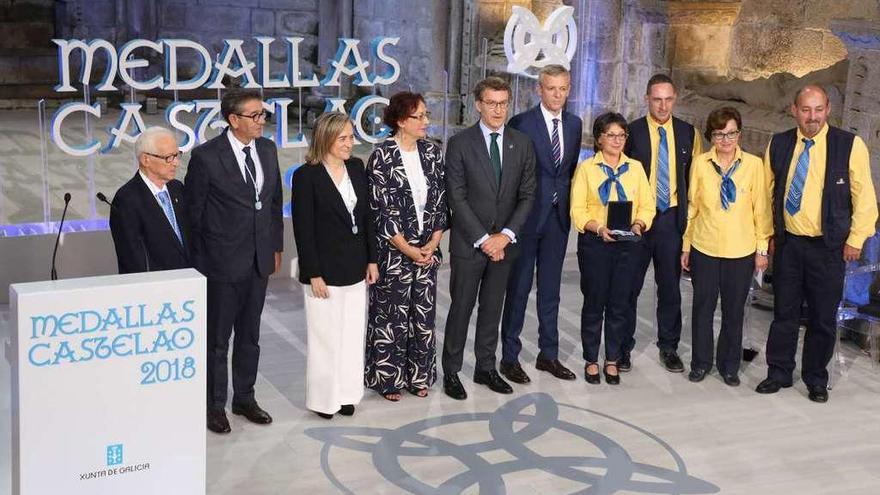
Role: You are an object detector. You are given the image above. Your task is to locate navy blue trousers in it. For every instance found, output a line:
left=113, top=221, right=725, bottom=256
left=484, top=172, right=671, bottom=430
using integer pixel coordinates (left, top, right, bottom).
left=500, top=210, right=569, bottom=363
left=765, top=234, right=845, bottom=388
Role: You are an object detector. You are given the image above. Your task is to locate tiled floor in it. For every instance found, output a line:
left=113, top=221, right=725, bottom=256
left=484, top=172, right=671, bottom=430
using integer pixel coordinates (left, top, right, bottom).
left=3, top=255, right=880, bottom=494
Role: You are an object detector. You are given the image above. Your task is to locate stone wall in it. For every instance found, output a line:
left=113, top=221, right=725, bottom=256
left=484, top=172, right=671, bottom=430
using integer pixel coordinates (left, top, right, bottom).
left=667, top=0, right=880, bottom=84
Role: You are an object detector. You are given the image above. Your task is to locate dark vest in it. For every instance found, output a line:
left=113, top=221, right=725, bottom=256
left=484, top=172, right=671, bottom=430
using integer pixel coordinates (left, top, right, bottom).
left=625, top=116, right=696, bottom=234
left=768, top=126, right=855, bottom=248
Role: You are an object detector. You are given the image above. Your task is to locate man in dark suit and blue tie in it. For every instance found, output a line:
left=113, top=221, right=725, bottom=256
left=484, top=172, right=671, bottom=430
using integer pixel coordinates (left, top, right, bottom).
left=499, top=65, right=582, bottom=384
left=110, top=126, right=190, bottom=274
left=442, top=76, right=537, bottom=400
left=185, top=89, right=284, bottom=433
left=624, top=74, right=702, bottom=373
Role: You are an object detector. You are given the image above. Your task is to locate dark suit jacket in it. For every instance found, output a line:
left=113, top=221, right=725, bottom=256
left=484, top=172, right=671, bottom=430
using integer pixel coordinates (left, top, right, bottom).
left=184, top=130, right=284, bottom=282
left=110, top=173, right=191, bottom=274
left=445, top=122, right=537, bottom=259
left=508, top=105, right=582, bottom=234
left=291, top=158, right=379, bottom=286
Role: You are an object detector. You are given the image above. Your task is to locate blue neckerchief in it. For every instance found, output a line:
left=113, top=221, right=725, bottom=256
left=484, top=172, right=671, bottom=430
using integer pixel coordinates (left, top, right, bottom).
left=598, top=162, right=629, bottom=205
left=711, top=159, right=741, bottom=210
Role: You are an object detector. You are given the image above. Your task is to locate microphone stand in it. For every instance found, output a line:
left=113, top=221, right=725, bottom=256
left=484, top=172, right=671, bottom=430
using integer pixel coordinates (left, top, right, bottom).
left=50, top=192, right=71, bottom=281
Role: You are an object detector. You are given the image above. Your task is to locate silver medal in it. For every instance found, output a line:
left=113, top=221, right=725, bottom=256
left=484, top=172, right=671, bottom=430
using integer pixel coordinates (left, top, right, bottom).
left=352, top=225, right=358, bottom=235
left=255, top=200, right=262, bottom=210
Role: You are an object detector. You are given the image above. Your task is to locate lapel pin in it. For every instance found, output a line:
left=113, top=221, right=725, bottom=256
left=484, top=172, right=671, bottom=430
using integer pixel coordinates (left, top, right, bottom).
left=836, top=178, right=845, bottom=185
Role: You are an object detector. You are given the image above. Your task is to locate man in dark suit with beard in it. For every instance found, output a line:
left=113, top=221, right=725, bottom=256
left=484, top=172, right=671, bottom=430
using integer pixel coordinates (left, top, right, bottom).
left=185, top=89, right=284, bottom=434
left=442, top=76, right=537, bottom=400
left=110, top=126, right=190, bottom=274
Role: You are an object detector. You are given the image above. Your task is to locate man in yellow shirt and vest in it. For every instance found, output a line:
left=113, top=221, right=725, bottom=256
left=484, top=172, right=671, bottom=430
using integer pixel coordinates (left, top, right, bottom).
left=757, top=84, right=878, bottom=403
left=623, top=74, right=703, bottom=373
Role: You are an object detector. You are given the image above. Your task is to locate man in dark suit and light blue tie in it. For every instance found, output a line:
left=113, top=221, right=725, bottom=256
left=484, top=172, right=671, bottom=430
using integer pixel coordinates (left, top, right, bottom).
left=442, top=76, right=537, bottom=400
left=110, top=126, right=190, bottom=274
left=499, top=65, right=582, bottom=384
left=185, top=89, right=284, bottom=433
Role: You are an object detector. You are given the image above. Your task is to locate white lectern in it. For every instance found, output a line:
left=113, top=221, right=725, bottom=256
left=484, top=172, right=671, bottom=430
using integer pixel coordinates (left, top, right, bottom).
left=9, top=269, right=206, bottom=494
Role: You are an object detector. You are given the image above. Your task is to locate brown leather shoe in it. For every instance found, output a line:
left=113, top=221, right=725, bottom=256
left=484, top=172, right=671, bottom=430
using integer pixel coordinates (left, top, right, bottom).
left=500, top=361, right=531, bottom=384
left=536, top=358, right=576, bottom=380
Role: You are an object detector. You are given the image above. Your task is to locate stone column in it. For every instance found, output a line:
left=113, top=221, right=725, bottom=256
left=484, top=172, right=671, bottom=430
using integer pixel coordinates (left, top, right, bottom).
left=666, top=0, right=742, bottom=87
left=832, top=20, right=880, bottom=192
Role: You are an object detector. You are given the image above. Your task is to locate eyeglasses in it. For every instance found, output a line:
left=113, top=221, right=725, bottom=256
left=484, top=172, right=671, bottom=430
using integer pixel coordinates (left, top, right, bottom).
left=602, top=132, right=627, bottom=141
left=145, top=151, right=182, bottom=164
left=479, top=99, right=509, bottom=110
left=234, top=110, right=268, bottom=122
left=409, top=112, right=431, bottom=122
left=711, top=130, right=741, bottom=141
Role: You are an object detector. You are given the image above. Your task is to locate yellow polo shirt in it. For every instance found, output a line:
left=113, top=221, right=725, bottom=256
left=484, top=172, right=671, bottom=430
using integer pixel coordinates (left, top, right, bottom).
left=683, top=147, right=772, bottom=258
left=571, top=151, right=656, bottom=233
left=647, top=114, right=704, bottom=209
left=763, top=124, right=878, bottom=249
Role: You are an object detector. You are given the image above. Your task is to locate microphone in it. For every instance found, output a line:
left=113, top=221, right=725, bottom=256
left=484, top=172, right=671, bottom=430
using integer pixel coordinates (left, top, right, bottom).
left=96, top=192, right=114, bottom=209
left=50, top=192, right=72, bottom=281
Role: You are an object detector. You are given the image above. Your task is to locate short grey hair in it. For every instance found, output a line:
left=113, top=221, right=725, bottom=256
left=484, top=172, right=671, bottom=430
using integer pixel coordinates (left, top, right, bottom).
left=538, top=64, right=570, bottom=81
left=135, top=126, right=176, bottom=158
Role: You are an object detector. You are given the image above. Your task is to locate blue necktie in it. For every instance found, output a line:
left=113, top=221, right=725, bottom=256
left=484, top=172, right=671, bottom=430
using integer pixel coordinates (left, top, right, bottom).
left=551, top=118, right=561, bottom=204
left=157, top=190, right=183, bottom=245
left=656, top=126, right=670, bottom=212
left=712, top=159, right=741, bottom=210
left=598, top=162, right=629, bottom=205
left=785, top=138, right=814, bottom=215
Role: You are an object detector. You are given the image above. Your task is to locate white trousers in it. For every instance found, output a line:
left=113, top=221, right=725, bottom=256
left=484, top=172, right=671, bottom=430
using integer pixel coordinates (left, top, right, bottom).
left=304, top=280, right=367, bottom=414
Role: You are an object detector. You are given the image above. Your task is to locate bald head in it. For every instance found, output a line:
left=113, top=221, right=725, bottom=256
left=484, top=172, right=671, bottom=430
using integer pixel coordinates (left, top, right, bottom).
left=793, top=84, right=829, bottom=106
left=791, top=84, right=830, bottom=138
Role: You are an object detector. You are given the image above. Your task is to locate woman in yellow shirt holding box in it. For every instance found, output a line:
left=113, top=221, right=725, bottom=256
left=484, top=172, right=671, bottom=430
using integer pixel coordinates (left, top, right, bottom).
left=571, top=112, right=655, bottom=385
left=681, top=106, right=772, bottom=386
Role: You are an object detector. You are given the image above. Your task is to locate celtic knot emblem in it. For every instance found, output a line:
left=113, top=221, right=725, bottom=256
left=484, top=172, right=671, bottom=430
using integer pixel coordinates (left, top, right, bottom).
left=504, top=6, right=578, bottom=78
left=305, top=392, right=720, bottom=494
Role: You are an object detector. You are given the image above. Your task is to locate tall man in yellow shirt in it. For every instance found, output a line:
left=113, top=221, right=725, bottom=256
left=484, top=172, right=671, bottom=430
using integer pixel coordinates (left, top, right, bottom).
left=623, top=74, right=702, bottom=373
left=757, top=85, right=878, bottom=403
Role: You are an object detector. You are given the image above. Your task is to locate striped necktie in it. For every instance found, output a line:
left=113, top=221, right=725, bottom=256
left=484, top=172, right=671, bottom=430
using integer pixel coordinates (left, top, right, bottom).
left=656, top=126, right=670, bottom=212
left=551, top=118, right=561, bottom=204
left=785, top=138, right=814, bottom=215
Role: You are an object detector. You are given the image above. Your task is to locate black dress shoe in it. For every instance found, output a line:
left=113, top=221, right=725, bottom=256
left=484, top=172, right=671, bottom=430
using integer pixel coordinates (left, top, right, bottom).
left=536, top=358, right=576, bottom=380
left=603, top=362, right=621, bottom=385
left=807, top=385, right=829, bottom=403
left=584, top=362, right=600, bottom=384
left=232, top=402, right=273, bottom=424
left=339, top=404, right=355, bottom=416
left=722, top=374, right=741, bottom=387
left=500, top=361, right=531, bottom=384
left=314, top=411, right=333, bottom=420
left=474, top=369, right=513, bottom=394
left=659, top=350, right=685, bottom=373
left=207, top=409, right=231, bottom=434
left=688, top=368, right=708, bottom=383
left=755, top=377, right=792, bottom=394
left=443, top=374, right=467, bottom=400
left=618, top=352, right=632, bottom=372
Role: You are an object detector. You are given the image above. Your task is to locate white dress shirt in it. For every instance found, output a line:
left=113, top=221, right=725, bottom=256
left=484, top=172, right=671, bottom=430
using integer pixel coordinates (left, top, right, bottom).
left=399, top=147, right=428, bottom=234
left=138, top=170, right=169, bottom=208
left=226, top=130, right=264, bottom=193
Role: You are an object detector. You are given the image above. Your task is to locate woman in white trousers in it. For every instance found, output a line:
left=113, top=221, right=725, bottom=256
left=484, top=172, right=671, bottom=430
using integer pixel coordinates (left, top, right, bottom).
left=291, top=112, right=379, bottom=418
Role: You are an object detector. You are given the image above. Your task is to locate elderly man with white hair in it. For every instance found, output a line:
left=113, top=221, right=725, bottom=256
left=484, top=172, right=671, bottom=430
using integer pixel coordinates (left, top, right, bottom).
left=109, top=126, right=190, bottom=273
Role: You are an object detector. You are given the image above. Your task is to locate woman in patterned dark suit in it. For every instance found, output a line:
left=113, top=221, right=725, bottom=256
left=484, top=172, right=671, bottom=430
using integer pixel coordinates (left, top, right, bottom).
left=365, top=92, right=447, bottom=401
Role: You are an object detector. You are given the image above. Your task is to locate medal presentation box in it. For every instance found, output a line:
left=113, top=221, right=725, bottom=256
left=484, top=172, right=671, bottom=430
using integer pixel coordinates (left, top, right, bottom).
left=8, top=269, right=207, bottom=495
